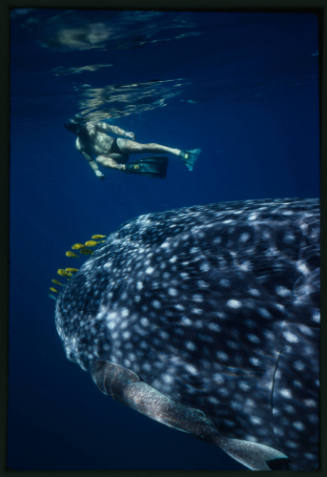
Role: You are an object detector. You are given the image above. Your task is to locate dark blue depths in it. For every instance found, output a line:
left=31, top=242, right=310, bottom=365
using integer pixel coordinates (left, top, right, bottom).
left=56, top=198, right=320, bottom=470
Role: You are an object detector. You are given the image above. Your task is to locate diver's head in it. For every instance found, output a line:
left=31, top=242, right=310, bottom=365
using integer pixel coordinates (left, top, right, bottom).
left=64, top=119, right=83, bottom=134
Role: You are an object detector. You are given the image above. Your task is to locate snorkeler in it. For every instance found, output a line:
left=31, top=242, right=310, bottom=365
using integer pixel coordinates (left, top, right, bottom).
left=64, top=118, right=200, bottom=179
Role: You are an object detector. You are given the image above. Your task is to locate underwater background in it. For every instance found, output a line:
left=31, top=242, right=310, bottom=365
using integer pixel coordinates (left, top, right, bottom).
left=9, top=9, right=319, bottom=470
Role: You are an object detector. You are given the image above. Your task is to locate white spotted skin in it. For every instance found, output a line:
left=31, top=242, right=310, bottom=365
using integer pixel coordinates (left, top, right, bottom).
left=55, top=198, right=320, bottom=470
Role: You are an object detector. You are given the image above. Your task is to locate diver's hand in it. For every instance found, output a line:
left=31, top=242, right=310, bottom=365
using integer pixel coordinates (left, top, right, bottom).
left=95, top=170, right=105, bottom=179
left=126, top=131, right=135, bottom=140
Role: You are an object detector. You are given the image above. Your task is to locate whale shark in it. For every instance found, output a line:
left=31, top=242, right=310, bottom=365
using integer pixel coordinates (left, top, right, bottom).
left=54, top=198, right=320, bottom=470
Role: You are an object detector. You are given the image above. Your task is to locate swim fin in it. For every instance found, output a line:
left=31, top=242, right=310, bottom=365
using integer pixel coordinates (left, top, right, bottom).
left=125, top=156, right=168, bottom=178
left=180, top=148, right=201, bottom=171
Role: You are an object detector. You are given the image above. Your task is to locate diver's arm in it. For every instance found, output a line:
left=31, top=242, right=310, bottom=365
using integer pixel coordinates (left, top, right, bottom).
left=96, top=122, right=135, bottom=139
left=76, top=137, right=104, bottom=179
left=80, top=150, right=105, bottom=179
left=88, top=159, right=105, bottom=179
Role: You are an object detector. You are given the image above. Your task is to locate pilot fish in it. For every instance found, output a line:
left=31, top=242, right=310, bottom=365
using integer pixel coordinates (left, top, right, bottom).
left=55, top=198, right=320, bottom=470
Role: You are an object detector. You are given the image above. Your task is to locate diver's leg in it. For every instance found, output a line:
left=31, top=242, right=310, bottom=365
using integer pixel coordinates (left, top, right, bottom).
left=116, top=138, right=200, bottom=171
left=116, top=138, right=182, bottom=157
left=96, top=155, right=126, bottom=171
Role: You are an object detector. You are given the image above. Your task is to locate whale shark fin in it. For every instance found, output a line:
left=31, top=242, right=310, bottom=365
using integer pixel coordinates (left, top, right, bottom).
left=217, top=437, right=288, bottom=471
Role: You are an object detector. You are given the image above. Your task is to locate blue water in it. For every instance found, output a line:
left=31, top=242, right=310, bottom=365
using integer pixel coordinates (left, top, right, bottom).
left=8, top=8, right=319, bottom=470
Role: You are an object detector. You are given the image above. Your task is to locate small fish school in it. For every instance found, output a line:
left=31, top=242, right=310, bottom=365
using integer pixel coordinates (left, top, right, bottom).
left=48, top=234, right=106, bottom=300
